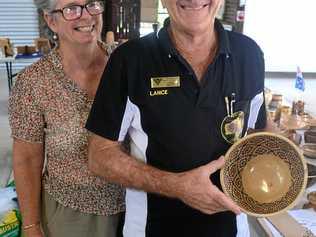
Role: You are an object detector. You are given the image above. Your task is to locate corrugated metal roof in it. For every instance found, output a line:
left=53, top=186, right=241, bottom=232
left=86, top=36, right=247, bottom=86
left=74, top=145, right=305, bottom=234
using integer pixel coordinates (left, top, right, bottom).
left=0, top=0, right=40, bottom=71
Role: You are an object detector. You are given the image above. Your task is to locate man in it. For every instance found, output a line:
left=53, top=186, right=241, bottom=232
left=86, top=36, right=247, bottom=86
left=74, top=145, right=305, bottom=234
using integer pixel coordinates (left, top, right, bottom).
left=86, top=0, right=266, bottom=236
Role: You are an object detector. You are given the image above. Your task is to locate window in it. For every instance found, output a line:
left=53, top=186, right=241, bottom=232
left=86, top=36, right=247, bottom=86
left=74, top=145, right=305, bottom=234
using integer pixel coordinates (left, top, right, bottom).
left=157, top=1, right=168, bottom=28
left=244, top=0, right=316, bottom=72
left=140, top=22, right=155, bottom=37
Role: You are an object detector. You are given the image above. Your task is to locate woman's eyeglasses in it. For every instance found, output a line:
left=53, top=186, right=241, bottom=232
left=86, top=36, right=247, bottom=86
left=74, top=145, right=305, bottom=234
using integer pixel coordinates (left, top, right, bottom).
left=50, top=1, right=104, bottom=21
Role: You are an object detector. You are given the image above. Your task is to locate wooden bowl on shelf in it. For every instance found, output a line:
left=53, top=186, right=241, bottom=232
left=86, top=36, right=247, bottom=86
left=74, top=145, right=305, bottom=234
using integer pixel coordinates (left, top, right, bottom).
left=302, top=144, right=316, bottom=159
left=304, top=131, right=316, bottom=144
left=280, top=114, right=307, bottom=131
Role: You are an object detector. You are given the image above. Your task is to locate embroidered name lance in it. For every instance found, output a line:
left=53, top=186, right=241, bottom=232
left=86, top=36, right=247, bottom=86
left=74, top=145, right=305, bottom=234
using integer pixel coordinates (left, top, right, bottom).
left=149, top=89, right=168, bottom=96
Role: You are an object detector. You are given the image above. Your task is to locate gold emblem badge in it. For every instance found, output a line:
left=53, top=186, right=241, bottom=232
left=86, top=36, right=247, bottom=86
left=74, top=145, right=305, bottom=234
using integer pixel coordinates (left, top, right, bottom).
left=151, top=76, right=180, bottom=88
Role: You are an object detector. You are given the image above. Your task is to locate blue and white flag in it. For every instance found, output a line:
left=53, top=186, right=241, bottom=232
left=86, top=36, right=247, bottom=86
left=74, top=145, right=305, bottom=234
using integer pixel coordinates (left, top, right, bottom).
left=295, top=67, right=305, bottom=91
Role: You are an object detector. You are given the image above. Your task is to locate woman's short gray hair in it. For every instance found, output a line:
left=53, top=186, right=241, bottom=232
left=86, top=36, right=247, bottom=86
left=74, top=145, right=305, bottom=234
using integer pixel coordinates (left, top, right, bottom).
left=33, top=0, right=58, bottom=40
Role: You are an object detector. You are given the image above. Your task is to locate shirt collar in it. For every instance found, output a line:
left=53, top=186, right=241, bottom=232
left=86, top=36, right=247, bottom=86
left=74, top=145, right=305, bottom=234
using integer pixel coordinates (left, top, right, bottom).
left=157, top=18, right=231, bottom=57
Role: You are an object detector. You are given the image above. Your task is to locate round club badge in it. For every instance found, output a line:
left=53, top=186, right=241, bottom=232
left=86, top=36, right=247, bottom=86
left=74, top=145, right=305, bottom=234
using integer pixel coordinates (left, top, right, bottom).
left=221, top=111, right=245, bottom=144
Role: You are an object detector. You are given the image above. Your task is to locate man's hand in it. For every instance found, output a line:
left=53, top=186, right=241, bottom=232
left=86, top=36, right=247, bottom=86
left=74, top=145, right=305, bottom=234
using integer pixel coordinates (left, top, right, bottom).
left=88, top=134, right=241, bottom=215
left=175, top=156, right=241, bottom=215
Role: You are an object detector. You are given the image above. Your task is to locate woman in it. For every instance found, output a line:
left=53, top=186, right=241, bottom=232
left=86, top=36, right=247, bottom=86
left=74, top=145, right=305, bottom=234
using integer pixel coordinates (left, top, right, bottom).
left=8, top=0, right=125, bottom=237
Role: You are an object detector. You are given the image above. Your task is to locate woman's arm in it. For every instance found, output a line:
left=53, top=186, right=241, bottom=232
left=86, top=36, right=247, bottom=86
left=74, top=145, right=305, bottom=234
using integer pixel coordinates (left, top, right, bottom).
left=13, top=139, right=44, bottom=237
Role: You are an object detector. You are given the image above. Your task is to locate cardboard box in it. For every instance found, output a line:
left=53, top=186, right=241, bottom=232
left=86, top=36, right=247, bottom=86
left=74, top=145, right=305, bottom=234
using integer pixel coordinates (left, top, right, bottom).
left=0, top=38, right=14, bottom=57
left=34, top=38, right=51, bottom=54
left=256, top=212, right=315, bottom=237
left=16, top=45, right=37, bottom=55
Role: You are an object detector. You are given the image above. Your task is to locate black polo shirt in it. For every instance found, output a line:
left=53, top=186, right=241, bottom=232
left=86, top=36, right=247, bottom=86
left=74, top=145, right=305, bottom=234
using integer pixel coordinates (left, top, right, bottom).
left=86, top=19, right=266, bottom=237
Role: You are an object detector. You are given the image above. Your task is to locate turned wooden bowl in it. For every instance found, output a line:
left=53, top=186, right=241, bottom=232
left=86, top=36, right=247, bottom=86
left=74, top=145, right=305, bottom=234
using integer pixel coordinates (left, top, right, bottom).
left=220, top=132, right=308, bottom=217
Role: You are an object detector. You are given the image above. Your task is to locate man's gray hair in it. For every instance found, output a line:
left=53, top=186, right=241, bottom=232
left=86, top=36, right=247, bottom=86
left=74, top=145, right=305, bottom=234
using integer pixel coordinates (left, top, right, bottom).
left=33, top=0, right=58, bottom=40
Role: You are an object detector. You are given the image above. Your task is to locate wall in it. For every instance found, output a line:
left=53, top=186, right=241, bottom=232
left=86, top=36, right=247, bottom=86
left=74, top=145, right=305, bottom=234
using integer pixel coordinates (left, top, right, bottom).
left=243, top=0, right=316, bottom=73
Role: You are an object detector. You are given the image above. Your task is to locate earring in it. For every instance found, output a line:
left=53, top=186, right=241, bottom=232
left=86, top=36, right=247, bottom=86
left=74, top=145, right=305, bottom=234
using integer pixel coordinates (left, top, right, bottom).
left=52, top=33, right=58, bottom=41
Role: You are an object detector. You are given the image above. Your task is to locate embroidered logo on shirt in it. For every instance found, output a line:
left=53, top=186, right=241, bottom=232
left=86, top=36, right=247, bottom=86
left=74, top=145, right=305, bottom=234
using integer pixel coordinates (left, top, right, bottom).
left=150, top=76, right=180, bottom=88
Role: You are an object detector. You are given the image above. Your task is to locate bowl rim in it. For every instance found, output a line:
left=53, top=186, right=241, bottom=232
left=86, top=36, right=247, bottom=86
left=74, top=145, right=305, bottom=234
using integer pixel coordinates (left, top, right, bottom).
left=220, top=131, right=308, bottom=217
